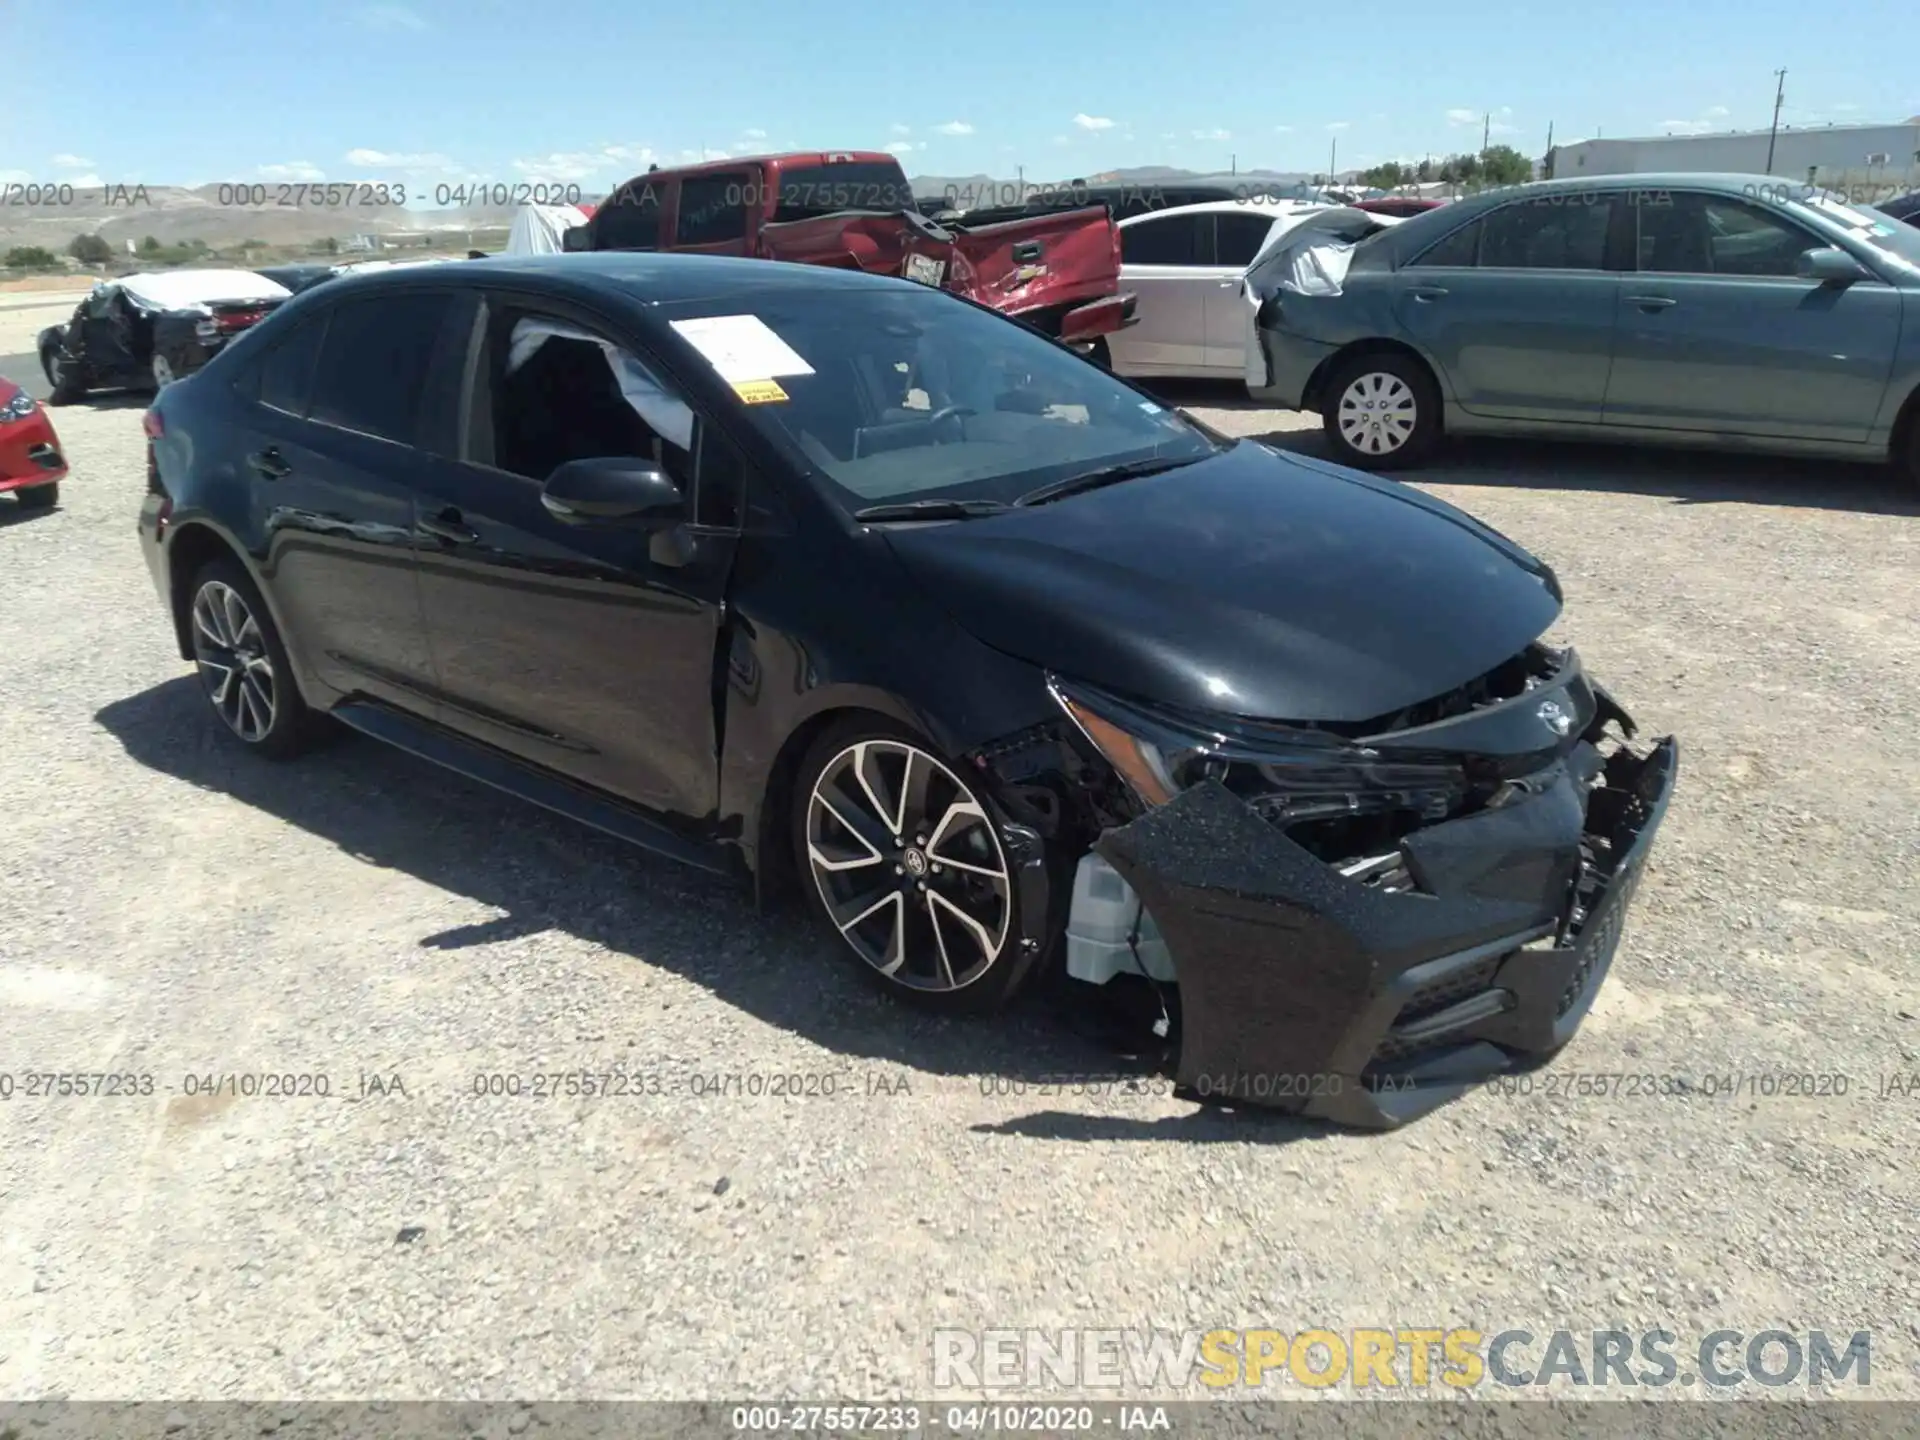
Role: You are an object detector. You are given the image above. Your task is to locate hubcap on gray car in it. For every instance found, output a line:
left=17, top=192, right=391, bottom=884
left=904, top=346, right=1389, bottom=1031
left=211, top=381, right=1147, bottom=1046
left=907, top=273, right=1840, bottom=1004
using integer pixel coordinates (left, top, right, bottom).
left=152, top=354, right=175, bottom=389
left=805, top=739, right=1012, bottom=991
left=191, top=581, right=277, bottom=743
left=1337, top=371, right=1417, bottom=455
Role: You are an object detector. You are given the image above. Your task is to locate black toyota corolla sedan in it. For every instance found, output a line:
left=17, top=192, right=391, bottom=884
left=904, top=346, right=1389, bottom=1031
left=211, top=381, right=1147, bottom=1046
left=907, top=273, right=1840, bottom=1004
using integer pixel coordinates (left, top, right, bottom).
left=136, top=252, right=1677, bottom=1128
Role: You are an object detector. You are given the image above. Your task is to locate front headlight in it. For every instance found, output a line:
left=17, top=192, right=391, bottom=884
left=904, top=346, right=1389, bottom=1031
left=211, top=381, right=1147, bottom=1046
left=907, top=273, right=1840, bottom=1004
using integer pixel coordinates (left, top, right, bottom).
left=0, top=389, right=37, bottom=422
left=1049, top=675, right=1470, bottom=827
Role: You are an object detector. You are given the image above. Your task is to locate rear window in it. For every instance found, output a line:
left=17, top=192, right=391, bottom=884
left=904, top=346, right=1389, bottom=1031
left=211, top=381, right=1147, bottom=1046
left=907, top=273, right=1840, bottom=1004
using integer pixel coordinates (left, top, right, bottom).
left=595, top=180, right=662, bottom=249
left=306, top=292, right=454, bottom=444
left=675, top=174, right=750, bottom=245
left=773, top=163, right=916, bottom=220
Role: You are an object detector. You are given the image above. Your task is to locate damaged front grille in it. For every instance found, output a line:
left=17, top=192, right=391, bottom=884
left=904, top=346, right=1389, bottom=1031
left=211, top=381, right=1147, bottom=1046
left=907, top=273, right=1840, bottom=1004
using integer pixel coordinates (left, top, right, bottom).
left=1370, top=954, right=1513, bottom=1065
left=1325, top=643, right=1562, bottom=740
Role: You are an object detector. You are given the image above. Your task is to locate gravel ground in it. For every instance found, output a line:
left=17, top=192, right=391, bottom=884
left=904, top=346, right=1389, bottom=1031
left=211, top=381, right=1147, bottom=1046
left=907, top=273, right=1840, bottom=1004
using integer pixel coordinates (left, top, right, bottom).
left=1, top=390, right=1917, bottom=1411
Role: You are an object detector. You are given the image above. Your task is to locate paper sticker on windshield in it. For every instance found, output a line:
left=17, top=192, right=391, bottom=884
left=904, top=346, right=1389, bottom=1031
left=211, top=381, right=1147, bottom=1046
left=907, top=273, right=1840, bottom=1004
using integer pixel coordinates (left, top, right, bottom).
left=732, top=379, right=788, bottom=404
left=670, top=315, right=815, bottom=383
left=1138, top=400, right=1164, bottom=413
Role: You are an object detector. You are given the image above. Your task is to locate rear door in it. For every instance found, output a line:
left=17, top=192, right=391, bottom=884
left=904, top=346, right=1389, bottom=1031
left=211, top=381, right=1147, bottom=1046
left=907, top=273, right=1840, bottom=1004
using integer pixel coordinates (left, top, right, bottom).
left=408, top=294, right=741, bottom=820
left=1600, top=189, right=1902, bottom=441
left=237, top=292, right=452, bottom=710
left=1109, top=211, right=1216, bottom=373
left=1204, top=210, right=1282, bottom=370
left=1392, top=193, right=1626, bottom=423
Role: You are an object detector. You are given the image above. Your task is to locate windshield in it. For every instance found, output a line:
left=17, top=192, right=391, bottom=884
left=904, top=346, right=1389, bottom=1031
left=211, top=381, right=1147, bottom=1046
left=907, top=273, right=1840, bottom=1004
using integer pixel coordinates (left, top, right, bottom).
left=774, top=163, right=920, bottom=220
left=657, top=286, right=1220, bottom=513
left=1790, top=193, right=1920, bottom=272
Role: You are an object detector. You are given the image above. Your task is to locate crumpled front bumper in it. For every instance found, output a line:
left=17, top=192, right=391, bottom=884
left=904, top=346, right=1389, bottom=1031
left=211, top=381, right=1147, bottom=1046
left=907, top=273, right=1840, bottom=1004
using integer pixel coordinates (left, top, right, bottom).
left=1094, top=736, right=1677, bottom=1129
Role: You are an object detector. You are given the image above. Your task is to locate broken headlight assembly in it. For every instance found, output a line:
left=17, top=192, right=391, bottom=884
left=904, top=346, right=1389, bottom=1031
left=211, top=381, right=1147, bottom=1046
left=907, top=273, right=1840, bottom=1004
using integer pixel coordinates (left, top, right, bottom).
left=1049, top=676, right=1473, bottom=876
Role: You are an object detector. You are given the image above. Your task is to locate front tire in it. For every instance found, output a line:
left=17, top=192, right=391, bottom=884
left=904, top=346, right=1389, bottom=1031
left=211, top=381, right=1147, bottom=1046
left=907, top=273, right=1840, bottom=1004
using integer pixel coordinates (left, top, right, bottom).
left=185, top=558, right=315, bottom=760
left=1321, top=351, right=1441, bottom=470
left=793, top=719, right=1037, bottom=1014
left=152, top=353, right=176, bottom=390
left=45, top=350, right=85, bottom=406
left=14, top=483, right=58, bottom=510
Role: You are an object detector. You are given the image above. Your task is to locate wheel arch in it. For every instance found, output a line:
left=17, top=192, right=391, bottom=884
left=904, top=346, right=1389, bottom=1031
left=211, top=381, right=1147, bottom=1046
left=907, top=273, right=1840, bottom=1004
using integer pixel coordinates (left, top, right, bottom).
left=1891, top=380, right=1920, bottom=482
left=1302, top=337, right=1446, bottom=416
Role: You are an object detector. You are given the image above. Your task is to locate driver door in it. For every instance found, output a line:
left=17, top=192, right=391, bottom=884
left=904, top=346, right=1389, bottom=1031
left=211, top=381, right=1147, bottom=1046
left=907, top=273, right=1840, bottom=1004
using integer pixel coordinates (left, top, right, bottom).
left=408, top=294, right=742, bottom=822
left=1601, top=189, right=1901, bottom=441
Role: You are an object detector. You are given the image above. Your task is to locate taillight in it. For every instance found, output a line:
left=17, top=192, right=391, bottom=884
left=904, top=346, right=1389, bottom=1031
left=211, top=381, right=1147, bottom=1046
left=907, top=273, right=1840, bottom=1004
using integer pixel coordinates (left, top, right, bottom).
left=216, top=307, right=268, bottom=332
left=143, top=408, right=165, bottom=439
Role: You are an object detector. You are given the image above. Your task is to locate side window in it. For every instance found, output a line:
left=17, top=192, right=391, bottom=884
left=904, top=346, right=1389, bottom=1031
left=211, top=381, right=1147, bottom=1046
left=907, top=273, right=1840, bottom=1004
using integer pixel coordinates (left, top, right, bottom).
left=1214, top=212, right=1278, bottom=267
left=1410, top=219, right=1481, bottom=267
left=485, top=310, right=697, bottom=492
left=1637, top=193, right=1814, bottom=277
left=1477, top=196, right=1614, bottom=270
left=257, top=314, right=328, bottom=416
left=595, top=179, right=662, bottom=250
left=1120, top=214, right=1207, bottom=266
left=306, top=292, right=453, bottom=444
left=675, top=174, right=749, bottom=246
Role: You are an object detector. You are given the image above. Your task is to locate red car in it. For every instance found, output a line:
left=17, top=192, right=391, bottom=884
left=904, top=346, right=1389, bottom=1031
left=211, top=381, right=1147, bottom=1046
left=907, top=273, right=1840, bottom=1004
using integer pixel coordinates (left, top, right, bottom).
left=0, top=375, right=65, bottom=510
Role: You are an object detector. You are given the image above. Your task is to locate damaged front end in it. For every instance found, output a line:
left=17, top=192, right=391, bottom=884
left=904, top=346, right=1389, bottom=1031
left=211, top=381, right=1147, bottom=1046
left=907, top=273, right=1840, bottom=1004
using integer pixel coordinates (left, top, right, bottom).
left=1047, top=645, right=1677, bottom=1129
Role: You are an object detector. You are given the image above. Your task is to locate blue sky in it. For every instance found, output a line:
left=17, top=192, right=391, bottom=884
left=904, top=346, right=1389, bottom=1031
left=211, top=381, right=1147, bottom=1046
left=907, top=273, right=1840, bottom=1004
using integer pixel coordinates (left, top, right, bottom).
left=5, top=0, right=1915, bottom=196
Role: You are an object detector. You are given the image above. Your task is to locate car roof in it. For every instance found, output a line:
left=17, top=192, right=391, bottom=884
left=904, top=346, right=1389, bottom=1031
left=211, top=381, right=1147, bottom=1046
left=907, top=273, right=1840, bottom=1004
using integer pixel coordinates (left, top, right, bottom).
left=308, top=250, right=928, bottom=307
left=1117, top=198, right=1332, bottom=225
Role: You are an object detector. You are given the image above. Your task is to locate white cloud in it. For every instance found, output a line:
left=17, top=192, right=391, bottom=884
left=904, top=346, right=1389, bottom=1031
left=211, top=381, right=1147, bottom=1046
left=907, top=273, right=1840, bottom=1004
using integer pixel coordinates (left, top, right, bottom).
left=65, top=174, right=106, bottom=190
left=346, top=148, right=454, bottom=169
left=1274, top=124, right=1294, bottom=134
left=513, top=152, right=607, bottom=183
left=1705, top=105, right=1730, bottom=118
left=674, top=147, right=732, bottom=163
left=51, top=153, right=93, bottom=169
left=742, top=127, right=768, bottom=140
left=890, top=123, right=912, bottom=137
left=885, top=140, right=925, bottom=155
left=0, top=170, right=31, bottom=185
left=934, top=120, right=974, bottom=136
left=356, top=4, right=427, bottom=30
left=1072, top=113, right=1114, bottom=132
left=1051, top=135, right=1073, bottom=147
left=1327, top=121, right=1351, bottom=131
left=1445, top=108, right=1479, bottom=126
left=258, top=161, right=326, bottom=181
left=1659, top=119, right=1716, bottom=136
left=1192, top=127, right=1231, bottom=141
left=600, top=144, right=656, bottom=167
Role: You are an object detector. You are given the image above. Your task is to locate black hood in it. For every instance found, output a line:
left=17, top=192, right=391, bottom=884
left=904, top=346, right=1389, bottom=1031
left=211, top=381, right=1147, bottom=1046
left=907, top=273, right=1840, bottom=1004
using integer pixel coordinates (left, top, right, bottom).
left=883, top=440, right=1561, bottom=724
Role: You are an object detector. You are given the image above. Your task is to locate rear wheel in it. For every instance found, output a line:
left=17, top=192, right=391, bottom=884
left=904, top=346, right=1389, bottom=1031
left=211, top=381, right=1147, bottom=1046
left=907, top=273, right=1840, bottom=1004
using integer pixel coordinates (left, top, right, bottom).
left=793, top=719, right=1038, bottom=1014
left=1897, top=404, right=1920, bottom=493
left=1321, top=351, right=1441, bottom=470
left=14, top=483, right=58, bottom=510
left=151, top=353, right=176, bottom=390
left=185, top=558, right=316, bottom=759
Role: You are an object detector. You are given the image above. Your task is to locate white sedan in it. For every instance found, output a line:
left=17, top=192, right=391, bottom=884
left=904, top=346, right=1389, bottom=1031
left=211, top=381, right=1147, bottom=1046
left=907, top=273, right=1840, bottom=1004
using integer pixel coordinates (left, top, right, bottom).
left=1106, top=199, right=1331, bottom=379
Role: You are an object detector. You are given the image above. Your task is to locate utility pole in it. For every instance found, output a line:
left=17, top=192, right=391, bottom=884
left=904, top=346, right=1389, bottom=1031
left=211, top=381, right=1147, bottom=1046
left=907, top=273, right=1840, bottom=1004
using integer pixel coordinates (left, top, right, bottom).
left=1329, top=136, right=1338, bottom=179
left=1544, top=120, right=1554, bottom=178
left=1482, top=113, right=1490, bottom=152
left=1765, top=68, right=1787, bottom=173
left=1230, top=152, right=1236, bottom=175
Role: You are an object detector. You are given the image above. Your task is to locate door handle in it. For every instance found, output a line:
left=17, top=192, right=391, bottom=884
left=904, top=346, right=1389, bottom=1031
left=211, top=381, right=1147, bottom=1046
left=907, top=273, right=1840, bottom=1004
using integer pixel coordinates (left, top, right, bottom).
left=1218, top=279, right=1241, bottom=289
left=1410, top=286, right=1448, bottom=301
left=418, top=508, right=479, bottom=545
left=246, top=447, right=291, bottom=480
left=1626, top=295, right=1677, bottom=309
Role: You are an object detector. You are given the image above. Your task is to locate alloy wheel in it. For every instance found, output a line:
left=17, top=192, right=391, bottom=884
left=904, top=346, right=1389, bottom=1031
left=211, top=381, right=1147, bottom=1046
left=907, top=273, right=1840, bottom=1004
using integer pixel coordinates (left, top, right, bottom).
left=47, top=352, right=64, bottom=387
left=804, top=739, right=1013, bottom=992
left=1336, top=371, right=1418, bottom=456
left=190, top=581, right=278, bottom=743
left=152, top=354, right=176, bottom=389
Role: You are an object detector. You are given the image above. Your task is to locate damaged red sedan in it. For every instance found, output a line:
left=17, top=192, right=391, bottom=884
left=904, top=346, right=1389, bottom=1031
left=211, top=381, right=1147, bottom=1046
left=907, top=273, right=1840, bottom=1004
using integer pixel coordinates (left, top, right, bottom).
left=0, top=375, right=65, bottom=509
left=137, top=254, right=1675, bottom=1129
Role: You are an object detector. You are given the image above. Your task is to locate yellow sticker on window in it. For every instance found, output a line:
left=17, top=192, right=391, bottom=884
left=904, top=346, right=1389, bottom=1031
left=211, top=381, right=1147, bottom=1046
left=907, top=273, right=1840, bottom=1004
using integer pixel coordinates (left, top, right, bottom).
left=732, top=378, right=788, bottom=404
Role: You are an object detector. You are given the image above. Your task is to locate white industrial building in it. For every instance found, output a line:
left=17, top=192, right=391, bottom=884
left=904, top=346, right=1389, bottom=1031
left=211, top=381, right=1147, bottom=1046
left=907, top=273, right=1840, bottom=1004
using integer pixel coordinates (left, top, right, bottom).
left=1546, top=119, right=1920, bottom=190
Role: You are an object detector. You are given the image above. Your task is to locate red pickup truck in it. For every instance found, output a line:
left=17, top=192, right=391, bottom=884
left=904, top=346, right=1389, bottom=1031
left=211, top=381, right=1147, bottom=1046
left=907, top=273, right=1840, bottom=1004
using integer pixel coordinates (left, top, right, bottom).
left=563, top=151, right=1135, bottom=357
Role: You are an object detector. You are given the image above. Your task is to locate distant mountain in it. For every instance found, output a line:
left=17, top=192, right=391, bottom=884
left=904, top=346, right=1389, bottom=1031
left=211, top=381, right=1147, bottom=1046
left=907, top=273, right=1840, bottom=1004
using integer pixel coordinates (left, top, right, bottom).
left=0, top=184, right=521, bottom=253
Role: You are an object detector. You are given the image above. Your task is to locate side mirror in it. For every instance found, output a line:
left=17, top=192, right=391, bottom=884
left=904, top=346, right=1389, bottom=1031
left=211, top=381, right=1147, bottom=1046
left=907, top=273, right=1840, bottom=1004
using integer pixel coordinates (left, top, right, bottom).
left=540, top=458, right=684, bottom=529
left=561, top=226, right=591, bottom=253
left=1796, top=246, right=1869, bottom=284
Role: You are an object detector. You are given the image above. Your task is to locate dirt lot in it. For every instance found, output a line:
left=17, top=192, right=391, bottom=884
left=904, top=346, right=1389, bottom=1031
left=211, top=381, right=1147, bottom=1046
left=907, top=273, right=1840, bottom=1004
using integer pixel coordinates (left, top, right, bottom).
left=1, top=391, right=1917, bottom=1407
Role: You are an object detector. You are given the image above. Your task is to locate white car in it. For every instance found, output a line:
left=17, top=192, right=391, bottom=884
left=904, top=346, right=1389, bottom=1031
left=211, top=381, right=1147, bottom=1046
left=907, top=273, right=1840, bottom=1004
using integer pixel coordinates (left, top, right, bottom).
left=1106, top=199, right=1333, bottom=379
